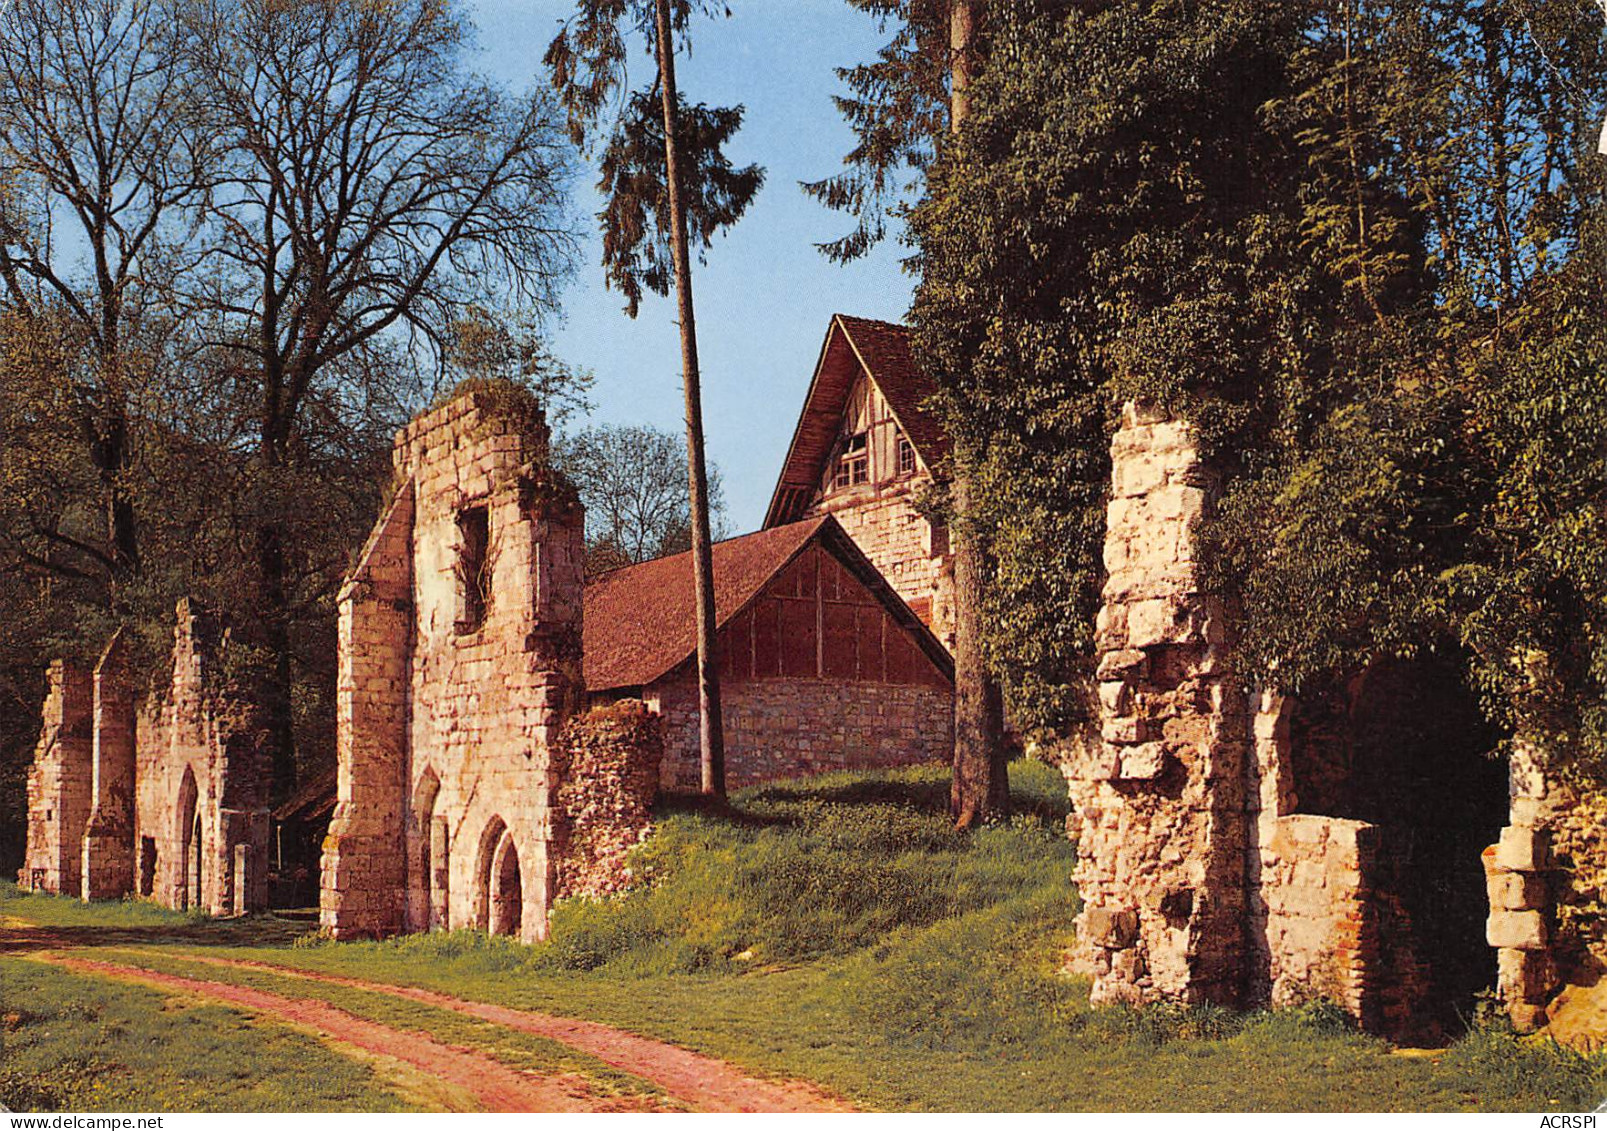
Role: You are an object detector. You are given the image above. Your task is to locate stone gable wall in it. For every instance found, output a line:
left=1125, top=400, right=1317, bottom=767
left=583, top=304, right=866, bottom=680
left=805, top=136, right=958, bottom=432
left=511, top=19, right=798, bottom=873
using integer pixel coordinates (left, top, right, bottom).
left=132, top=601, right=272, bottom=916
left=322, top=389, right=584, bottom=944
left=807, top=483, right=955, bottom=649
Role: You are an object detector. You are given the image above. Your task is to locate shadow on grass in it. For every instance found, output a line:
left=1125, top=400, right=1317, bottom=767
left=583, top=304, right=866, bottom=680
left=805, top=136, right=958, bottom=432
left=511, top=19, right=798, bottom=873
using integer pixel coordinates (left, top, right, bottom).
left=0, top=891, right=316, bottom=952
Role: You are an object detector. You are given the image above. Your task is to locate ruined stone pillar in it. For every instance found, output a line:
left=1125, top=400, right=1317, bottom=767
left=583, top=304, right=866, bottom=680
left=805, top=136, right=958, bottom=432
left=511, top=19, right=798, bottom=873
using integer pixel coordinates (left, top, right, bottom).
left=1486, top=737, right=1560, bottom=1031
left=82, top=631, right=137, bottom=901
left=20, top=661, right=94, bottom=895
left=233, top=843, right=251, bottom=916
left=1066, top=402, right=1249, bottom=1007
left=321, top=482, right=415, bottom=939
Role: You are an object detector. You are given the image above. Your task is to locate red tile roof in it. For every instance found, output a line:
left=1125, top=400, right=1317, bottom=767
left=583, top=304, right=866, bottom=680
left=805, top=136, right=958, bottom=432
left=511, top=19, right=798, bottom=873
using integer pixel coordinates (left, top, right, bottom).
left=584, top=514, right=954, bottom=691
left=763, top=314, right=950, bottom=528
left=583, top=518, right=828, bottom=691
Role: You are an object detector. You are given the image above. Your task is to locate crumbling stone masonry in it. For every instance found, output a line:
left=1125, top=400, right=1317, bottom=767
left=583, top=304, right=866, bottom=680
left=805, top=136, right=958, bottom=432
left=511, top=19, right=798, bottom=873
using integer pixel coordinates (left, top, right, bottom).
left=134, top=601, right=273, bottom=915
left=20, top=661, right=93, bottom=896
left=552, top=702, right=663, bottom=901
left=1065, top=403, right=1538, bottom=1038
left=20, top=600, right=273, bottom=917
left=1488, top=739, right=1607, bottom=1032
left=321, top=388, right=593, bottom=944
left=1066, top=404, right=1248, bottom=1008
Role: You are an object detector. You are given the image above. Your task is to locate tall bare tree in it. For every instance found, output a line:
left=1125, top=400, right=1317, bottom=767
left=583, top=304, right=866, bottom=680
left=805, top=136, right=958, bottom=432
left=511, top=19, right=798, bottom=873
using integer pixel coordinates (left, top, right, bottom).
left=547, top=0, right=763, bottom=799
left=0, top=0, right=205, bottom=604
left=177, top=0, right=578, bottom=794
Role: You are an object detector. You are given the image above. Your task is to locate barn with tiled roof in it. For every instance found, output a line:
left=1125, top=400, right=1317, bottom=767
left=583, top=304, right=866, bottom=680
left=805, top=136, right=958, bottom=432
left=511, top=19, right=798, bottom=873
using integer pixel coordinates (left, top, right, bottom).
left=585, top=515, right=953, bottom=792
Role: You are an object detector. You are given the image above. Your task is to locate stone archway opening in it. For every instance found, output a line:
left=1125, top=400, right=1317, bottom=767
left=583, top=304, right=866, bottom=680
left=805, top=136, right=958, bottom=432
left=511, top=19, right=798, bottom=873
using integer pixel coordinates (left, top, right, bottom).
left=472, top=816, right=507, bottom=933
left=411, top=769, right=444, bottom=931
left=490, top=833, right=522, bottom=938
left=1284, top=656, right=1507, bottom=1033
left=177, top=766, right=200, bottom=911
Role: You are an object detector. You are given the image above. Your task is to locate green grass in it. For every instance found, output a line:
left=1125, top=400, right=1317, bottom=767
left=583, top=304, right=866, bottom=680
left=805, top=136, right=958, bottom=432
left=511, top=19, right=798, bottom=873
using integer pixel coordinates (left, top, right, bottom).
left=87, top=947, right=673, bottom=1107
left=0, top=957, right=415, bottom=1112
left=5, top=758, right=1606, bottom=1111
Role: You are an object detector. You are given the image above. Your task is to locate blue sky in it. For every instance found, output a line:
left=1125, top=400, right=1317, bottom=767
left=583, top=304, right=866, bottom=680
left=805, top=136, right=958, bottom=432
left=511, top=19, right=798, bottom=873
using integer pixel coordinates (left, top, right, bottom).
left=470, top=1, right=916, bottom=534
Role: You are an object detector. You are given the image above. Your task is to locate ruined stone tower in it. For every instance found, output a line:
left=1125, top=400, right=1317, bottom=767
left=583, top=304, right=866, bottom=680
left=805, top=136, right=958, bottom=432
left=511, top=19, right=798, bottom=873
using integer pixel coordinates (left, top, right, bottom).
left=320, top=386, right=584, bottom=944
left=1067, top=403, right=1525, bottom=1039
left=20, top=661, right=93, bottom=896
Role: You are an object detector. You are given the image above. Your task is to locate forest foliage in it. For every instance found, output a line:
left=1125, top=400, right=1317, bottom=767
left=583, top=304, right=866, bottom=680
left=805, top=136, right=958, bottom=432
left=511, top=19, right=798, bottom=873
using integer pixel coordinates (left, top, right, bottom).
left=898, top=0, right=1607, bottom=782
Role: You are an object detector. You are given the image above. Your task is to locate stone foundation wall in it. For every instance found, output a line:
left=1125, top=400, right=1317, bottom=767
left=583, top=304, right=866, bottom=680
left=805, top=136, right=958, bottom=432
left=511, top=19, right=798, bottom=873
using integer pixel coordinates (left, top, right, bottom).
left=552, top=702, right=663, bottom=900
left=19, top=662, right=93, bottom=895
left=647, top=671, right=951, bottom=793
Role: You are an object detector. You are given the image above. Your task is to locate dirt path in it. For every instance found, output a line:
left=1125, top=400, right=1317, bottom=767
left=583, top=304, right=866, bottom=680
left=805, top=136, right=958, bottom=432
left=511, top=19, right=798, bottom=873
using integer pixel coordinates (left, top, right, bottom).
left=35, top=954, right=639, bottom=1114
left=0, top=926, right=852, bottom=1113
left=152, top=951, right=853, bottom=1113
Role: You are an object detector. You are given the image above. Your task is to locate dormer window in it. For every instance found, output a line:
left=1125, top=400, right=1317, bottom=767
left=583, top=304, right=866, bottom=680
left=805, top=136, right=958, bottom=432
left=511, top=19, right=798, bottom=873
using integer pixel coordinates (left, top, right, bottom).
left=455, top=505, right=490, bottom=634
left=833, top=433, right=869, bottom=489
left=897, top=435, right=917, bottom=477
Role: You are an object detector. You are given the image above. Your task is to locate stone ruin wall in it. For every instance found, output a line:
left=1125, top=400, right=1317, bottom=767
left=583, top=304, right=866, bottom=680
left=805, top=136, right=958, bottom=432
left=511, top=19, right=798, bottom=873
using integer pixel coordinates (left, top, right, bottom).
left=552, top=701, right=663, bottom=901
left=19, top=601, right=271, bottom=917
left=1490, top=743, right=1607, bottom=1032
left=1069, top=402, right=1600, bottom=1035
left=133, top=601, right=272, bottom=917
left=322, top=390, right=588, bottom=944
left=1248, top=692, right=1426, bottom=1034
left=19, top=661, right=93, bottom=896
left=1065, top=404, right=1248, bottom=1006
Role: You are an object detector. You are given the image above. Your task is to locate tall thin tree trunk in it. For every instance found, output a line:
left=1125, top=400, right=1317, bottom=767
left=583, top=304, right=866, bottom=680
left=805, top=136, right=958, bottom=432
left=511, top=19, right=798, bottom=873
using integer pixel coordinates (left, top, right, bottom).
left=946, top=0, right=1007, bottom=828
left=654, top=0, right=725, bottom=798
left=257, top=410, right=297, bottom=806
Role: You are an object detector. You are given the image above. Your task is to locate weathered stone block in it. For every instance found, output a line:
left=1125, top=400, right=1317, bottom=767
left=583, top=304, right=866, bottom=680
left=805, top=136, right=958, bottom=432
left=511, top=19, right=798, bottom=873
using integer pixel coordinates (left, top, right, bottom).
left=1486, top=910, right=1548, bottom=951
left=1487, top=870, right=1547, bottom=911
left=1096, top=650, right=1148, bottom=682
left=1119, top=743, right=1169, bottom=781
left=1494, top=825, right=1549, bottom=873
left=1083, top=906, right=1140, bottom=949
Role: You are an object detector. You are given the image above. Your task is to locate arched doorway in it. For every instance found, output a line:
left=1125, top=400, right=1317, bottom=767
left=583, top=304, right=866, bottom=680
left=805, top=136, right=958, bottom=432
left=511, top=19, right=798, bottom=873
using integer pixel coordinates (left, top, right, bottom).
left=1286, top=656, right=1507, bottom=1032
left=490, top=834, right=522, bottom=938
left=176, top=767, right=200, bottom=911
left=473, top=816, right=506, bottom=932
left=412, top=769, right=443, bottom=931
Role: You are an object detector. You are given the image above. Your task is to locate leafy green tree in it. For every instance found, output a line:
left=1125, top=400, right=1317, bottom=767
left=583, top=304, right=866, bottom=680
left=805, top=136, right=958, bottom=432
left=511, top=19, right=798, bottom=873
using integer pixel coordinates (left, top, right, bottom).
left=546, top=0, right=763, bottom=798
left=909, top=0, right=1607, bottom=797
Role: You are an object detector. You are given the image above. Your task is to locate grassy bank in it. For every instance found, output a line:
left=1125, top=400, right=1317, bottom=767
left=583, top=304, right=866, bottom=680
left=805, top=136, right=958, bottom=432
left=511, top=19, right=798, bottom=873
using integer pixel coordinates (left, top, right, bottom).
left=5, top=759, right=1606, bottom=1111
